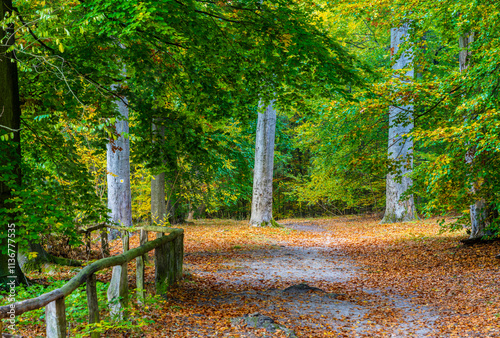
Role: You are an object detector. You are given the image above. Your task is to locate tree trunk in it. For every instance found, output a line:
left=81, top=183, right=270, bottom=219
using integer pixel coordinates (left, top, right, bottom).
left=151, top=122, right=167, bottom=227
left=186, top=204, right=195, bottom=222
left=106, top=84, right=132, bottom=240
left=196, top=203, right=205, bottom=219
left=0, top=0, right=26, bottom=285
left=151, top=172, right=166, bottom=226
left=250, top=99, right=277, bottom=227
left=460, top=33, right=486, bottom=239
left=18, top=242, right=81, bottom=274
left=381, top=23, right=418, bottom=224
left=166, top=181, right=183, bottom=224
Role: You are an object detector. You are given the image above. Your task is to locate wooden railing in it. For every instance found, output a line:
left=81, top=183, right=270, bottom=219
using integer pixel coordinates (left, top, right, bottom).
left=0, top=225, right=184, bottom=338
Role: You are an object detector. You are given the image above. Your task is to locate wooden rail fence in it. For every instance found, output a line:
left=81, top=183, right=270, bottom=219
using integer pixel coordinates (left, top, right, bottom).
left=0, top=225, right=184, bottom=338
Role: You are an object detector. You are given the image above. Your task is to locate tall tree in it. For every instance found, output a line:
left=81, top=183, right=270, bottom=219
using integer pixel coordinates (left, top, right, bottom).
left=107, top=80, right=132, bottom=240
left=250, top=99, right=277, bottom=226
left=459, top=33, right=486, bottom=239
left=151, top=121, right=167, bottom=227
left=0, top=0, right=26, bottom=284
left=381, top=22, right=418, bottom=224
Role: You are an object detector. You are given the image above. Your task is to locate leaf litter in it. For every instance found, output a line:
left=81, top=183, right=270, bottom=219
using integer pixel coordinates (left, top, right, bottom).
left=14, top=216, right=500, bottom=337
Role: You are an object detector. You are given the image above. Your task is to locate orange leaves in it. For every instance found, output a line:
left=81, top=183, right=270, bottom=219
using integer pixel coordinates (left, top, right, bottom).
left=15, top=216, right=500, bottom=337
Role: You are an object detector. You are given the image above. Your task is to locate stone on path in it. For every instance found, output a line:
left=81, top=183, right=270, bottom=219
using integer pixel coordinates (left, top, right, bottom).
left=232, top=312, right=297, bottom=337
left=282, top=283, right=324, bottom=295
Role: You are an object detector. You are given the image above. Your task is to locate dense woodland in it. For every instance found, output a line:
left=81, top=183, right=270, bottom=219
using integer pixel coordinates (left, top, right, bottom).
left=1, top=0, right=500, bottom=336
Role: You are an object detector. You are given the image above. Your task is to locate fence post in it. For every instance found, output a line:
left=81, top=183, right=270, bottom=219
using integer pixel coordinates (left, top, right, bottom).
left=122, top=230, right=129, bottom=253
left=136, top=254, right=145, bottom=304
left=154, top=233, right=171, bottom=295
left=100, top=229, right=109, bottom=257
left=86, top=273, right=100, bottom=338
left=174, top=233, right=184, bottom=280
left=85, top=231, right=91, bottom=260
left=45, top=297, right=67, bottom=338
left=107, top=264, right=129, bottom=320
left=155, top=232, right=184, bottom=294
left=140, top=229, right=149, bottom=263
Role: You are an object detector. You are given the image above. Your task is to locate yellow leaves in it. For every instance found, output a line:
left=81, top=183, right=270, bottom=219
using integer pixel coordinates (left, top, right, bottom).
left=106, top=171, right=118, bottom=177
left=131, top=163, right=153, bottom=221
left=27, top=252, right=38, bottom=260
left=279, top=33, right=293, bottom=51
left=222, top=158, right=235, bottom=171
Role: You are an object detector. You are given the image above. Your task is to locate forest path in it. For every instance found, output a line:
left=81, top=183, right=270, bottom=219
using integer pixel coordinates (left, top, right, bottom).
left=169, top=219, right=440, bottom=337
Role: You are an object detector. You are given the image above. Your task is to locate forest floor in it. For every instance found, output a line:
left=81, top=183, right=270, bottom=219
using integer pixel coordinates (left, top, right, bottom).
left=144, top=216, right=500, bottom=337
left=10, top=216, right=500, bottom=337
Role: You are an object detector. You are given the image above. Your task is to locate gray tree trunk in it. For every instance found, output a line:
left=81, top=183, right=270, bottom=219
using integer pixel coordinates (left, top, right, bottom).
left=186, top=204, right=195, bottom=222
left=0, top=0, right=26, bottom=285
left=151, top=122, right=167, bottom=227
left=381, top=23, right=418, bottom=224
left=250, top=99, right=277, bottom=227
left=106, top=87, right=132, bottom=240
left=460, top=33, right=486, bottom=239
left=151, top=173, right=166, bottom=226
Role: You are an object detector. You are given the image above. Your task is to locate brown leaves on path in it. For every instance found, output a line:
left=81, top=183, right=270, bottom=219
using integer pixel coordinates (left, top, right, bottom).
left=162, top=217, right=499, bottom=337
left=14, top=216, right=500, bottom=337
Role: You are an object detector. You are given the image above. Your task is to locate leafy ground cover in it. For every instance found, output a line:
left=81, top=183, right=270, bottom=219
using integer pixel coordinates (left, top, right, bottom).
left=3, top=216, right=500, bottom=337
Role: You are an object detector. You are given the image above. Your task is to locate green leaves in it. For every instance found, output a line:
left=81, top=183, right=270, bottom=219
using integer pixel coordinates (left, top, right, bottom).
left=0, top=132, right=15, bottom=141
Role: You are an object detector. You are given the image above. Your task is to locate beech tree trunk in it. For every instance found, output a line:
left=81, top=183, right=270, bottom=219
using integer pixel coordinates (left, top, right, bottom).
left=150, top=172, right=166, bottom=227
left=250, top=99, right=277, bottom=227
left=381, top=23, right=418, bottom=224
left=106, top=86, right=132, bottom=240
left=151, top=173, right=167, bottom=226
left=460, top=33, right=486, bottom=239
left=0, top=0, right=26, bottom=285
left=186, top=205, right=195, bottom=222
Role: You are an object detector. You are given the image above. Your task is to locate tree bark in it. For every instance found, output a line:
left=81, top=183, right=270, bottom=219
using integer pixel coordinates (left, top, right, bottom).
left=106, top=84, right=132, bottom=240
left=0, top=0, right=26, bottom=285
left=186, top=203, right=195, bottom=222
left=151, top=121, right=167, bottom=227
left=460, top=33, right=486, bottom=239
left=197, top=203, right=205, bottom=219
left=151, top=172, right=166, bottom=226
left=18, top=242, right=81, bottom=274
left=250, top=99, right=277, bottom=226
left=381, top=23, right=418, bottom=224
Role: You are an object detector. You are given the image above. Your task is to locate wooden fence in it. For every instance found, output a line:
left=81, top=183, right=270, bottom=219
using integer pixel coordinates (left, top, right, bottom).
left=0, top=225, right=184, bottom=338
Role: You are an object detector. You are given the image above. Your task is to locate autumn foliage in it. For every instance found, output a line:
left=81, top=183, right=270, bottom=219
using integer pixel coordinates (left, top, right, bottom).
left=11, top=217, right=500, bottom=337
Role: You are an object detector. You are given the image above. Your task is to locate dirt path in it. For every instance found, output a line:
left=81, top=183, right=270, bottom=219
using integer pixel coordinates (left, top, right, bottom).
left=183, top=221, right=440, bottom=337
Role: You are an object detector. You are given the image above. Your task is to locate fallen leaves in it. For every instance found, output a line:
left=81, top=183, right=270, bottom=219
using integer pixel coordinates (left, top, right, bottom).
left=11, top=216, right=500, bottom=337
